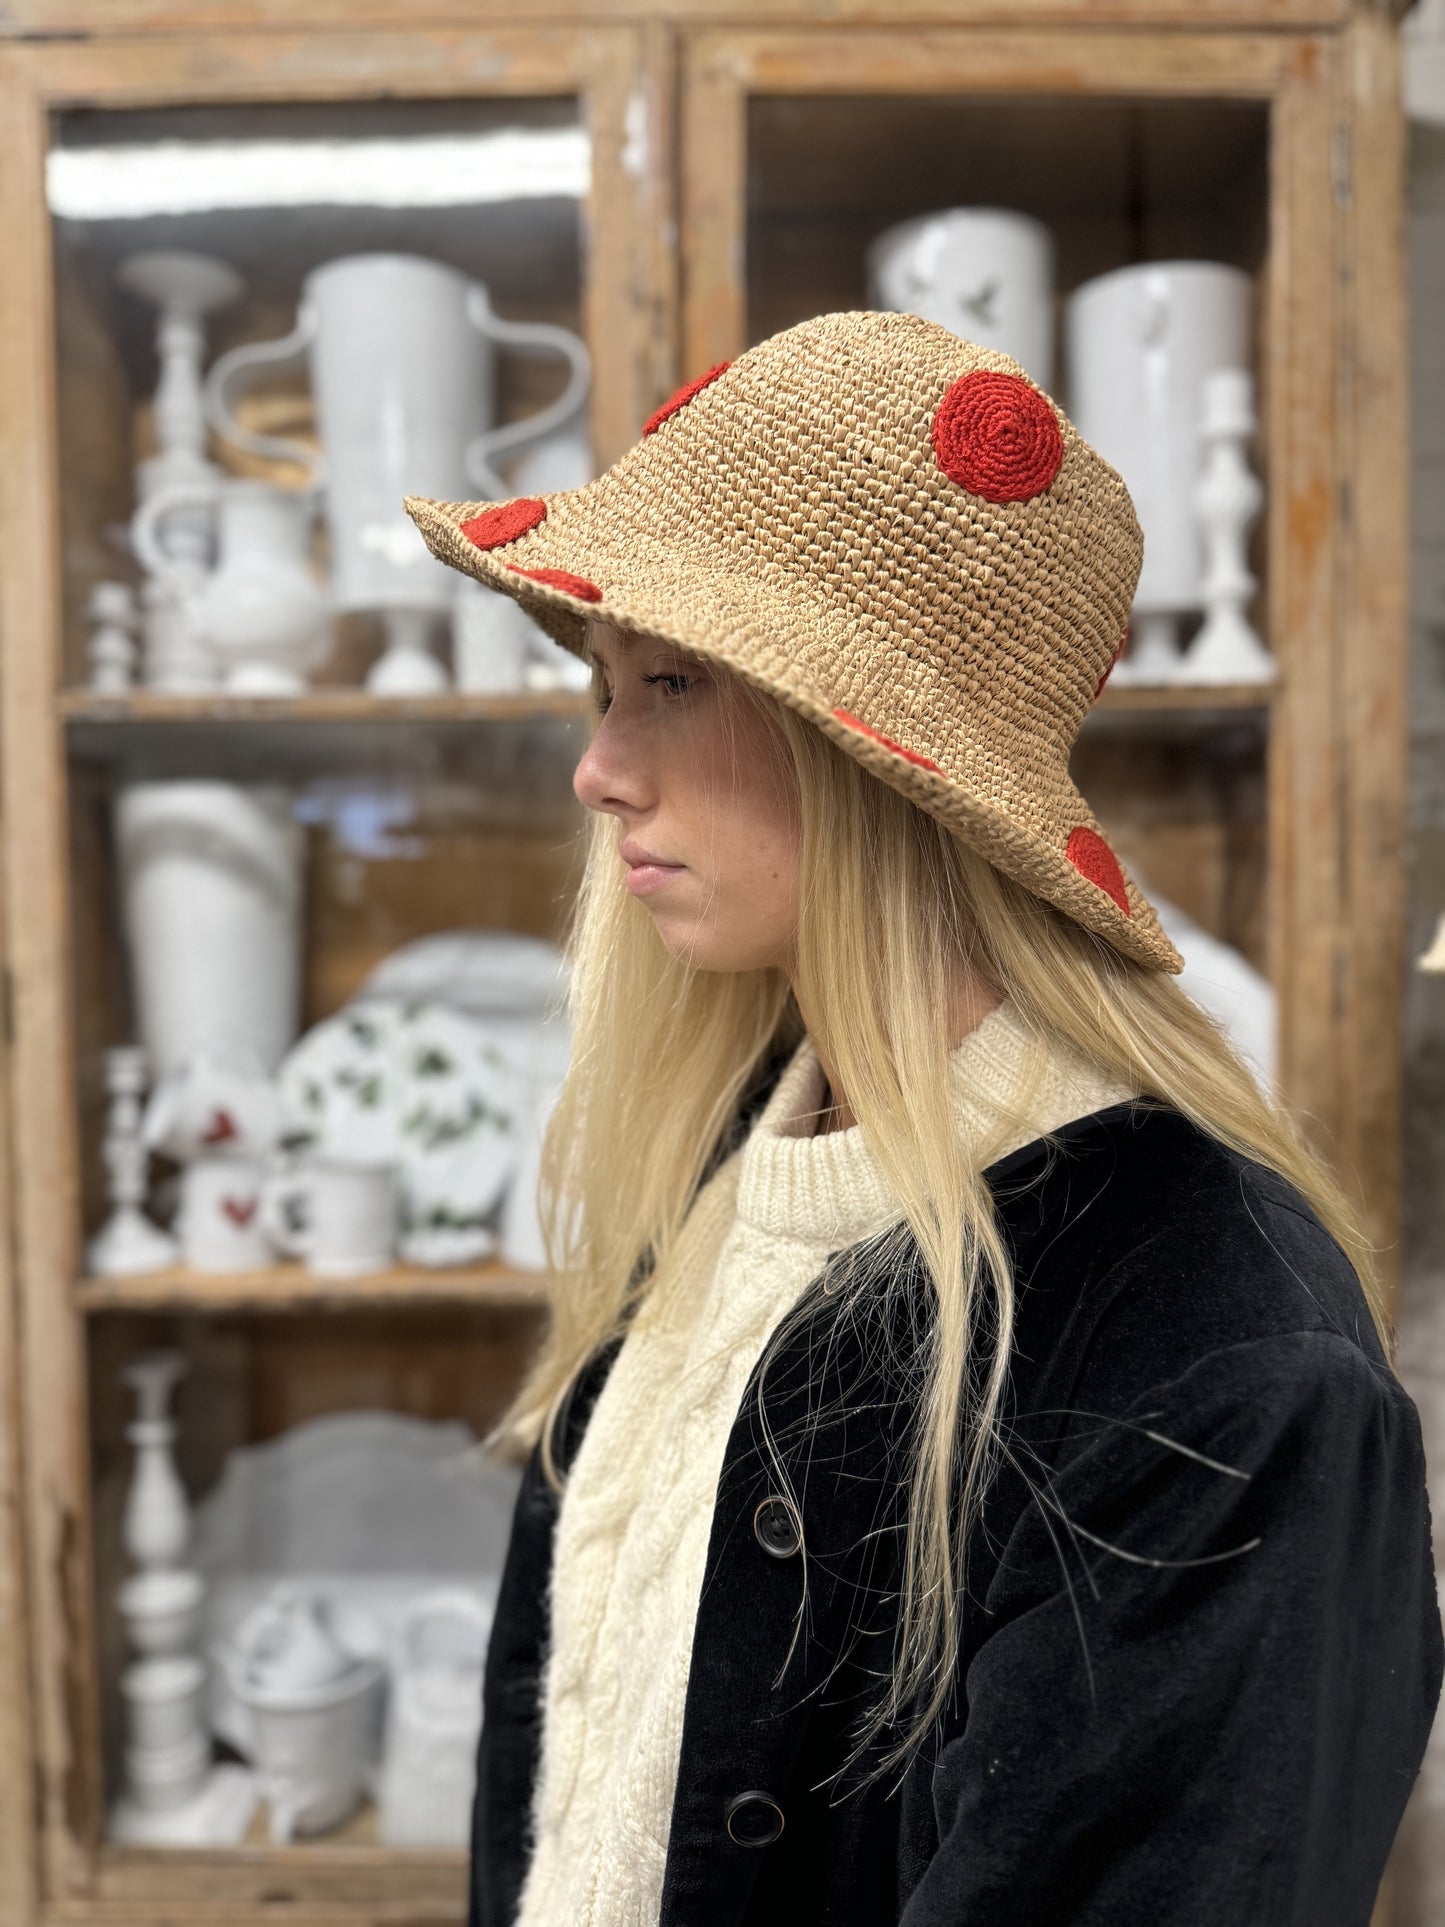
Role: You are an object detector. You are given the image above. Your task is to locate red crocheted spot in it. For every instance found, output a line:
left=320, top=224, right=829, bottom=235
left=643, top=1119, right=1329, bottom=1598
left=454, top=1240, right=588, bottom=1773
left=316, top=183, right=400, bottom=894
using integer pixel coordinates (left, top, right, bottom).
left=831, top=707, right=942, bottom=774
left=1093, top=630, right=1128, bottom=701
left=643, top=361, right=732, bottom=437
left=932, top=371, right=1064, bottom=505
left=460, top=498, right=547, bottom=550
left=1066, top=826, right=1131, bottom=918
left=505, top=564, right=603, bottom=603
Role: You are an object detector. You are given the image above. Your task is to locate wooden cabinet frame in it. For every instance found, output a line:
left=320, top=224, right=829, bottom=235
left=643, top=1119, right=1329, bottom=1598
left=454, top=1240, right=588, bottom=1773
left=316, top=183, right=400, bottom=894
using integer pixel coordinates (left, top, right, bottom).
left=0, top=25, right=674, bottom=1923
left=0, top=6, right=1413, bottom=1925
left=681, top=14, right=1408, bottom=1268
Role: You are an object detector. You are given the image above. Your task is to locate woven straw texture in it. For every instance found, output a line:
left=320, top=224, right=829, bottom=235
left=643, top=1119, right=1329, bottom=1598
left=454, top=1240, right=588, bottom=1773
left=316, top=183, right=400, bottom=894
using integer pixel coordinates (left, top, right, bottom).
left=406, top=309, right=1183, bottom=973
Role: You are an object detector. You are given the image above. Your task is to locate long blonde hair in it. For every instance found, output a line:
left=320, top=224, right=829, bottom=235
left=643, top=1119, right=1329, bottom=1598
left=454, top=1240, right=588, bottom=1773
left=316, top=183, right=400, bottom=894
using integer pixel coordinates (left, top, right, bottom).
left=503, top=633, right=1388, bottom=1776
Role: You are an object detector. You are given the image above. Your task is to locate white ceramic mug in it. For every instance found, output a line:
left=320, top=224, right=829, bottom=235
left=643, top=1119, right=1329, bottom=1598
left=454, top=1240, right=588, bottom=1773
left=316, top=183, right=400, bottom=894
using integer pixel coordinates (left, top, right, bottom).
left=261, top=1158, right=397, bottom=1277
left=204, top=253, right=591, bottom=616
left=177, top=1155, right=270, bottom=1272
left=867, top=206, right=1056, bottom=388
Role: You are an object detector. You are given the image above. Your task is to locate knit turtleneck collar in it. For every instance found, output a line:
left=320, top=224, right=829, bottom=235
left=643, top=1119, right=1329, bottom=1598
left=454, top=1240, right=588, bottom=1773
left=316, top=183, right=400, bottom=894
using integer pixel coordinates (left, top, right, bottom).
left=732, top=997, right=1134, bottom=1248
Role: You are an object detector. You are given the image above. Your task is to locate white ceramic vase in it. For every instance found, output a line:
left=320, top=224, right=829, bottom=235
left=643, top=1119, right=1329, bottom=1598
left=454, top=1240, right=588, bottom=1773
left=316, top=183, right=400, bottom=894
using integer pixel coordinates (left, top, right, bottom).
left=131, top=478, right=330, bottom=694
left=867, top=207, right=1056, bottom=388
left=1065, top=260, right=1253, bottom=679
left=115, top=781, right=305, bottom=1079
left=375, top=1590, right=490, bottom=1846
left=204, top=253, right=591, bottom=620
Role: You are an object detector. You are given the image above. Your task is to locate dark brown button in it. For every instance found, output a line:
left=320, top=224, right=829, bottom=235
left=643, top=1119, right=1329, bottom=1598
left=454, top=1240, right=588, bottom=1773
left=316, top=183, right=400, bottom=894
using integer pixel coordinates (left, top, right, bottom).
left=725, top=1790, right=785, bottom=1847
left=753, top=1495, right=802, bottom=1560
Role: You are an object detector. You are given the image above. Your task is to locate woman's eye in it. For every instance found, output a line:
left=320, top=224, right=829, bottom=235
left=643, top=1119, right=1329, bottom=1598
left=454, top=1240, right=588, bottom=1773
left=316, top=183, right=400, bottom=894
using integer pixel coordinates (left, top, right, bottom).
left=592, top=670, right=697, bottom=716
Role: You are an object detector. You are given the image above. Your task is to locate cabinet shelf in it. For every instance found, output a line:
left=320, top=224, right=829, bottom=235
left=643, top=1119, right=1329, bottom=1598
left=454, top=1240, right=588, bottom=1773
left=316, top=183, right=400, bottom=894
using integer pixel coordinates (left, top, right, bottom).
left=1083, top=678, right=1276, bottom=735
left=1092, top=680, right=1275, bottom=712
left=60, top=688, right=593, bottom=725
left=61, top=686, right=594, bottom=776
left=57, top=679, right=1271, bottom=735
left=77, top=1257, right=548, bottom=1315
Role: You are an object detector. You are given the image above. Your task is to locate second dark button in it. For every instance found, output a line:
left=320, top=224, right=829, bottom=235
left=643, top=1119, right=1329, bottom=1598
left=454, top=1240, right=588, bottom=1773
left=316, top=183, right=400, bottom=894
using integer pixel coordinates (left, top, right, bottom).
left=753, top=1495, right=803, bottom=1560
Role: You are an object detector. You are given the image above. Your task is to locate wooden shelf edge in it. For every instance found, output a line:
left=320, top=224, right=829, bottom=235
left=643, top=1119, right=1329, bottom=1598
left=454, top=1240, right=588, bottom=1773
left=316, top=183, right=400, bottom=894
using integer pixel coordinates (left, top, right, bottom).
left=1092, top=678, right=1278, bottom=713
left=58, top=681, right=1273, bottom=727
left=59, top=688, right=592, bottom=725
left=76, top=1260, right=548, bottom=1314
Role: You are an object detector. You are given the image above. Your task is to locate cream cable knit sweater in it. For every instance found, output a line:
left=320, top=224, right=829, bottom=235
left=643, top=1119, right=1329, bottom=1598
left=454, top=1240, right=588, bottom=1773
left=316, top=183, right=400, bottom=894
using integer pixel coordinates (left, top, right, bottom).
left=514, top=1000, right=1135, bottom=1927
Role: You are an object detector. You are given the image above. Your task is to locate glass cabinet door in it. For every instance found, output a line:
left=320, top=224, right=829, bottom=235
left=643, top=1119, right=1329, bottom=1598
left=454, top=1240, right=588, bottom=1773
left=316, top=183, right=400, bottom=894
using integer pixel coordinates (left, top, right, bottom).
left=679, top=22, right=1399, bottom=1228
left=0, top=26, right=665, bottom=1917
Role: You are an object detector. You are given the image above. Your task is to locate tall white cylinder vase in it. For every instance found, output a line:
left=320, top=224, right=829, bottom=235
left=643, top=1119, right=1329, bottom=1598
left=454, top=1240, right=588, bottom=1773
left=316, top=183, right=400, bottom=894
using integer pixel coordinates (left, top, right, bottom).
left=115, top=783, right=305, bottom=1079
left=1065, top=261, right=1253, bottom=678
left=867, top=207, right=1056, bottom=390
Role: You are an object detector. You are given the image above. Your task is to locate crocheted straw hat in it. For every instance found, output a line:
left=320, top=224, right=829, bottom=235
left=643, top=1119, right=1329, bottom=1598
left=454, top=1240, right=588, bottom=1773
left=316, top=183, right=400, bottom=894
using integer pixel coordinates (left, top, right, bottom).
left=406, top=310, right=1183, bottom=973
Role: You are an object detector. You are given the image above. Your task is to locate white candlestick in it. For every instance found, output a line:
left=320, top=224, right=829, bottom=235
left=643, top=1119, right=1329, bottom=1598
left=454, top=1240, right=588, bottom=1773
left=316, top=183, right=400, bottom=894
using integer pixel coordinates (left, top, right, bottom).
left=1179, top=368, right=1276, bottom=685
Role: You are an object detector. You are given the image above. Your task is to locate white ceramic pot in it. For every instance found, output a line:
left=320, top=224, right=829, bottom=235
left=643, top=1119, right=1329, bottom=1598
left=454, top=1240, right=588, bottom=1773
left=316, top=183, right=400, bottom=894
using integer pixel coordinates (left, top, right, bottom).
left=132, top=479, right=330, bottom=694
left=230, top=1656, right=385, bottom=1841
left=115, top=781, right=304, bottom=1079
left=867, top=207, right=1056, bottom=388
left=205, top=253, right=591, bottom=616
left=1065, top=260, right=1253, bottom=617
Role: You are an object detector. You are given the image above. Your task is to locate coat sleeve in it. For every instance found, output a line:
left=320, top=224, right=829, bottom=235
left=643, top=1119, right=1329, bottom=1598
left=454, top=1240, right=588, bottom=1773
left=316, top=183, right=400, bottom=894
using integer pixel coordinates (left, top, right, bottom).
left=470, top=1442, right=557, bottom=1927
left=901, top=1328, right=1444, bottom=1927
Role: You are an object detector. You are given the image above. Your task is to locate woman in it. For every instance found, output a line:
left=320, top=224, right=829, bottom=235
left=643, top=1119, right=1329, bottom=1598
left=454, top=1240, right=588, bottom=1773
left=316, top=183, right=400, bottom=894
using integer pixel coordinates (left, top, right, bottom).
left=407, top=312, right=1443, bottom=1926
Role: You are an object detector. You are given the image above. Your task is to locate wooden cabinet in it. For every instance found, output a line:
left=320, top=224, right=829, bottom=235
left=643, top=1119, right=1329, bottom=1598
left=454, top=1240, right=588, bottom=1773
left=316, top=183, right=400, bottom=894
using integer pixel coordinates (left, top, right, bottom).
left=0, top=4, right=1411, bottom=1924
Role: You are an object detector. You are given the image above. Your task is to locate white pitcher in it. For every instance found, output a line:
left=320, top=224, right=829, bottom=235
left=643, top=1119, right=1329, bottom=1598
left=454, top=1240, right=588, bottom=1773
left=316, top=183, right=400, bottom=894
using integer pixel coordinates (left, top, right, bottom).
left=204, top=253, right=591, bottom=617
left=131, top=478, right=330, bottom=694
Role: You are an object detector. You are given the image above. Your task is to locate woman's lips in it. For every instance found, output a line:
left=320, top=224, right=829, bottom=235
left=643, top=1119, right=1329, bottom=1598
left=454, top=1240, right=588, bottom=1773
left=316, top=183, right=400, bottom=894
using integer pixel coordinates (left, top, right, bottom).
left=625, top=861, right=685, bottom=897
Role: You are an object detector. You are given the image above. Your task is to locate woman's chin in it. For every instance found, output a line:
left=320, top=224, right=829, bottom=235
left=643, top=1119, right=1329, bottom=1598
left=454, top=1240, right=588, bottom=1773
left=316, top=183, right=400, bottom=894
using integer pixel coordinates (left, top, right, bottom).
left=653, top=920, right=785, bottom=976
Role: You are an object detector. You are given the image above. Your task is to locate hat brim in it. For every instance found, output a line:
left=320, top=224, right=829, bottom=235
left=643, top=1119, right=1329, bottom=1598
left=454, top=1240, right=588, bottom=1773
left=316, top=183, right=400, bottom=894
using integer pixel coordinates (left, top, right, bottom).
left=407, top=491, right=1183, bottom=974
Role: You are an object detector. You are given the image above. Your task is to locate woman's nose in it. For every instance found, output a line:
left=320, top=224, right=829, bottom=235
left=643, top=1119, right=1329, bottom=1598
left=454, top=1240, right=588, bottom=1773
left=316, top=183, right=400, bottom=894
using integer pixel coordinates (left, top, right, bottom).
left=573, top=711, right=655, bottom=817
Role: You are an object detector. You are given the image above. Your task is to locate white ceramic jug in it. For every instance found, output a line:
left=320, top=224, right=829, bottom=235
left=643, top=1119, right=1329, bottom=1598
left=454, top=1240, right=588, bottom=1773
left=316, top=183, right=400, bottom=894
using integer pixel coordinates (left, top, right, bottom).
left=867, top=207, right=1056, bottom=389
left=131, top=478, right=330, bottom=693
left=204, top=253, right=591, bottom=617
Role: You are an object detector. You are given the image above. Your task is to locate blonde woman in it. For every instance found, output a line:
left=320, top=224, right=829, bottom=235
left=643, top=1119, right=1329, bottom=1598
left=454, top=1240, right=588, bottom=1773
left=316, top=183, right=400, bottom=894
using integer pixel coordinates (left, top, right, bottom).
left=407, top=313, right=1443, bottom=1927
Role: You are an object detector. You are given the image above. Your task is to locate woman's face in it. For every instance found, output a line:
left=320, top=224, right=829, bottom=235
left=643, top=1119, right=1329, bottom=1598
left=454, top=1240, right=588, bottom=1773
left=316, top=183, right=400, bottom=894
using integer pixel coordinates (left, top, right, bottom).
left=573, top=621, right=802, bottom=972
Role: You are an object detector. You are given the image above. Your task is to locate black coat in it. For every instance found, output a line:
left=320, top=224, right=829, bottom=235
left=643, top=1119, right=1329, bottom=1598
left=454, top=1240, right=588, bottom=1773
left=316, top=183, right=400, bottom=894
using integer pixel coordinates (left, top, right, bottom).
left=471, top=1096, right=1445, bottom=1926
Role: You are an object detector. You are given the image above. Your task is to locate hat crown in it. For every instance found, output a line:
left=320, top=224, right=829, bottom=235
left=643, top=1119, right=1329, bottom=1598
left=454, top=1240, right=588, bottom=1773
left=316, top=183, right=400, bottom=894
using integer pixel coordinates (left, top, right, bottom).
left=601, top=309, right=1142, bottom=762
left=404, top=308, right=1178, bottom=974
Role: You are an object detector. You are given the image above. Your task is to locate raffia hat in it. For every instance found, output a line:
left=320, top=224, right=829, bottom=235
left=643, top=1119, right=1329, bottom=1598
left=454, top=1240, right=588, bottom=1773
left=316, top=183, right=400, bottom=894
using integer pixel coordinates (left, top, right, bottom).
left=406, top=309, right=1183, bottom=973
